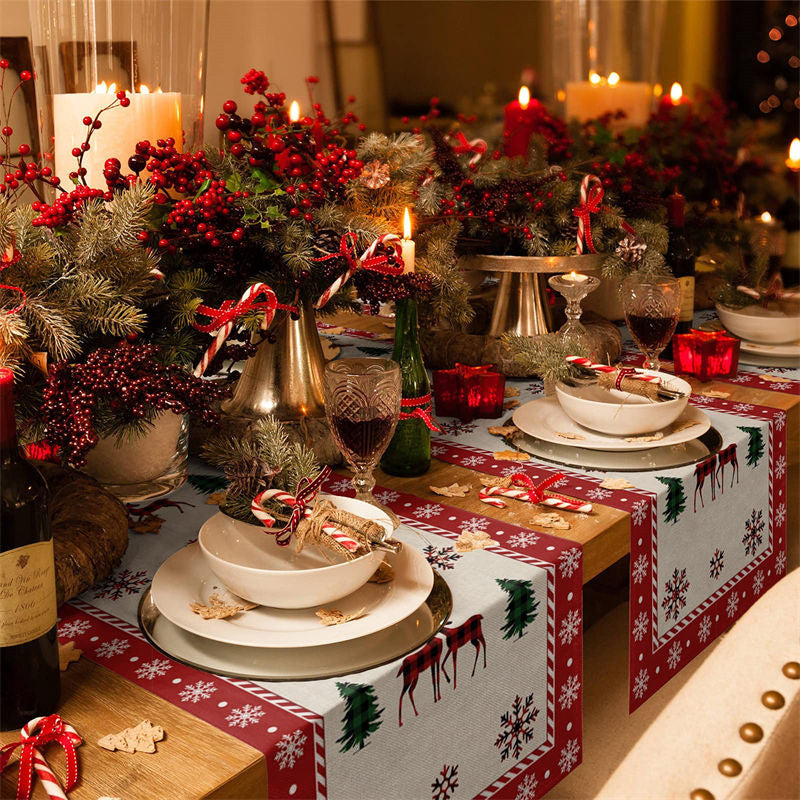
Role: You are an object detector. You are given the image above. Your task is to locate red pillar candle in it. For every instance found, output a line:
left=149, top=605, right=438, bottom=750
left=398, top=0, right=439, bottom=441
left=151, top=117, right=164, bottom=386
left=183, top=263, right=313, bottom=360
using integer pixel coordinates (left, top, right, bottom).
left=504, top=87, right=539, bottom=157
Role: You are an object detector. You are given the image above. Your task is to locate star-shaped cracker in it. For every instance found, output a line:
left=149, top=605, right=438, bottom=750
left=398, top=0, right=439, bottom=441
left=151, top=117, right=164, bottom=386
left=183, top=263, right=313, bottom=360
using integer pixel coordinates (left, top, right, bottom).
left=700, top=389, right=730, bottom=398
left=625, top=432, right=664, bottom=442
left=430, top=483, right=471, bottom=497
left=316, top=607, right=366, bottom=626
left=190, top=593, right=256, bottom=620
left=555, top=431, right=585, bottom=440
left=59, top=641, right=82, bottom=671
left=206, top=491, right=227, bottom=506
left=98, top=720, right=165, bottom=754
left=455, top=529, right=499, bottom=552
left=599, top=477, right=635, bottom=490
left=530, top=512, right=570, bottom=530
left=493, top=450, right=530, bottom=462
left=488, top=425, right=520, bottom=438
left=504, top=386, right=520, bottom=398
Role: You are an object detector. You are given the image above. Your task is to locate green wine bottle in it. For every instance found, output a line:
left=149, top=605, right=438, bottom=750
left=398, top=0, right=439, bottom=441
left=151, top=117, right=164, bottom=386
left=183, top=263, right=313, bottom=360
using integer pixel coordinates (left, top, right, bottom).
left=380, top=297, right=432, bottom=476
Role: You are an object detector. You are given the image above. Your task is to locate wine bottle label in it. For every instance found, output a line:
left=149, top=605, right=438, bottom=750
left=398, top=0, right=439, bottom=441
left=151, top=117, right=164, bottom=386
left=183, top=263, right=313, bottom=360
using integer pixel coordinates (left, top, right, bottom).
left=0, top=541, right=57, bottom=647
left=678, top=276, right=695, bottom=323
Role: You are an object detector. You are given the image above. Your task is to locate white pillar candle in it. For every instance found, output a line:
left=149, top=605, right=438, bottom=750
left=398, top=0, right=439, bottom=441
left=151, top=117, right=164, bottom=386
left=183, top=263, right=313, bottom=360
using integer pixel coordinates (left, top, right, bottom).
left=563, top=271, right=588, bottom=283
left=565, top=76, right=651, bottom=128
left=53, top=86, right=182, bottom=187
left=401, top=207, right=415, bottom=273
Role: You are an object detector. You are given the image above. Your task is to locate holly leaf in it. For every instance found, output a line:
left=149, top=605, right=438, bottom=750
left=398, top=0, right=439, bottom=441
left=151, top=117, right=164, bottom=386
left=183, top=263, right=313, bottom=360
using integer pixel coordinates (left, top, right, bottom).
left=225, top=173, right=242, bottom=193
left=193, top=177, right=211, bottom=199
left=250, top=168, right=278, bottom=193
left=241, top=208, right=259, bottom=222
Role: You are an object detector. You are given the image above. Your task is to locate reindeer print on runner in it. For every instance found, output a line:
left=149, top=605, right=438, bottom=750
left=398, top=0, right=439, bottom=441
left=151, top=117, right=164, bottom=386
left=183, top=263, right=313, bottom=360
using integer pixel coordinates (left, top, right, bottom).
left=693, top=454, right=717, bottom=511
left=397, top=636, right=443, bottom=727
left=440, top=614, right=488, bottom=690
left=716, top=443, right=739, bottom=493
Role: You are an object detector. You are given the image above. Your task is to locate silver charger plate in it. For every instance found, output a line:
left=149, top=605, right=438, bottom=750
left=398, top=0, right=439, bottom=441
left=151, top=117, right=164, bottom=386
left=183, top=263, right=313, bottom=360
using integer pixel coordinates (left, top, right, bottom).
left=514, top=427, right=723, bottom=472
left=137, top=573, right=452, bottom=682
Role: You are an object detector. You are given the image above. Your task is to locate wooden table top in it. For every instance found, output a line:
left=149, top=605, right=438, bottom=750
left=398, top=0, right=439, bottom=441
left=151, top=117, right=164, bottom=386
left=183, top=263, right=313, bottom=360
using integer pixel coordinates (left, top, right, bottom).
left=2, top=311, right=797, bottom=800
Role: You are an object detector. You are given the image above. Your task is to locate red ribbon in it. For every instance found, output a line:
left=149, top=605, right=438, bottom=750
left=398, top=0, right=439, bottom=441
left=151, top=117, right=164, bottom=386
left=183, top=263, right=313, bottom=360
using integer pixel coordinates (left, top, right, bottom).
left=273, top=465, right=332, bottom=546
left=398, top=393, right=441, bottom=432
left=614, top=366, right=637, bottom=391
left=0, top=715, right=81, bottom=800
left=573, top=181, right=605, bottom=254
left=1, top=246, right=26, bottom=316
left=193, top=287, right=296, bottom=334
left=314, top=232, right=404, bottom=276
left=508, top=472, right=578, bottom=507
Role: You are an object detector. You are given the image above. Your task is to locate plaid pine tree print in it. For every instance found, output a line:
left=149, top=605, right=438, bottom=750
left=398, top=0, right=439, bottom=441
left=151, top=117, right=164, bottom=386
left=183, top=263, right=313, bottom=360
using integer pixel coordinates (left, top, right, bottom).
left=736, top=426, right=765, bottom=468
left=336, top=681, right=384, bottom=752
left=496, top=579, right=539, bottom=640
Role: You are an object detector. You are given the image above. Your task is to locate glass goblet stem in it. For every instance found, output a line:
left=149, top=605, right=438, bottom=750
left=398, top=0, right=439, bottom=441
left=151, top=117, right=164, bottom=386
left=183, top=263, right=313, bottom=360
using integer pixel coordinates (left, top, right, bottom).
left=351, top=468, right=376, bottom=505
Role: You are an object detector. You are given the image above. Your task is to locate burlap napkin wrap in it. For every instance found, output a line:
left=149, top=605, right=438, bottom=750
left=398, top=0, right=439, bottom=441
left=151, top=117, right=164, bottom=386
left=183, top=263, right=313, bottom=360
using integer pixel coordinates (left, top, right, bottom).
left=598, top=370, right=660, bottom=401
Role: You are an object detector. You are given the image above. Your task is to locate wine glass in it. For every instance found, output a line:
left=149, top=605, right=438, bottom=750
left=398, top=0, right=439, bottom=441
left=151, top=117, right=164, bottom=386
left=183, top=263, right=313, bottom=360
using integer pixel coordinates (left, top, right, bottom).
left=621, top=275, right=682, bottom=372
left=323, top=358, right=401, bottom=511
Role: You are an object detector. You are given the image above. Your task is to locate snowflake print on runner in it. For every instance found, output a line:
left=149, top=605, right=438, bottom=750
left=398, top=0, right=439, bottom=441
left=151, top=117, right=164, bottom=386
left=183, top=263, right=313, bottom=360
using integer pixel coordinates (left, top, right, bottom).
left=274, top=729, right=307, bottom=770
left=423, top=545, right=462, bottom=571
left=753, top=570, right=765, bottom=596
left=632, top=554, right=648, bottom=584
left=691, top=394, right=715, bottom=405
left=328, top=478, right=353, bottom=495
left=58, top=619, right=91, bottom=639
left=92, top=568, right=150, bottom=600
left=461, top=516, right=491, bottom=531
left=742, top=509, right=765, bottom=556
left=440, top=419, right=478, bottom=436
left=586, top=488, right=612, bottom=501
left=558, top=674, right=580, bottom=710
left=776, top=551, right=787, bottom=575
left=94, top=638, right=130, bottom=658
left=558, top=738, right=580, bottom=774
left=431, top=764, right=459, bottom=800
left=507, top=531, right=540, bottom=550
left=776, top=503, right=787, bottom=527
left=697, top=615, right=713, bottom=643
left=558, top=548, right=581, bottom=579
left=374, top=489, right=399, bottom=505
left=775, top=454, right=787, bottom=479
left=135, top=659, right=172, bottom=680
left=179, top=681, right=217, bottom=703
left=631, top=500, right=649, bottom=527
left=728, top=374, right=751, bottom=384
left=774, top=412, right=786, bottom=432
left=414, top=503, right=444, bottom=520
left=515, top=772, right=538, bottom=800
left=226, top=704, right=265, bottom=729
left=709, top=548, right=725, bottom=580
left=559, top=608, right=581, bottom=645
left=461, top=454, right=487, bottom=467
left=495, top=693, right=539, bottom=762
left=727, top=591, right=740, bottom=618
left=667, top=641, right=682, bottom=670
left=661, top=567, right=690, bottom=622
left=732, top=403, right=754, bottom=413
left=632, top=668, right=649, bottom=700
left=431, top=445, right=447, bottom=457
left=632, top=611, right=648, bottom=642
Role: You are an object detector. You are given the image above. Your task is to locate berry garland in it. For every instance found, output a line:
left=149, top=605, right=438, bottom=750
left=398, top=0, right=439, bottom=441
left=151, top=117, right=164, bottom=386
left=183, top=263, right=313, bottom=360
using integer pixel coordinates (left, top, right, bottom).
left=41, top=342, right=230, bottom=466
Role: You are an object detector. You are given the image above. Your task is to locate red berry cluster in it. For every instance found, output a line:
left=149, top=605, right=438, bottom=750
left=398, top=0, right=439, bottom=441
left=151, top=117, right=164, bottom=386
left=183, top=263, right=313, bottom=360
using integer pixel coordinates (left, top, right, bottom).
left=240, top=69, right=270, bottom=96
left=41, top=342, right=230, bottom=466
left=31, top=185, right=108, bottom=227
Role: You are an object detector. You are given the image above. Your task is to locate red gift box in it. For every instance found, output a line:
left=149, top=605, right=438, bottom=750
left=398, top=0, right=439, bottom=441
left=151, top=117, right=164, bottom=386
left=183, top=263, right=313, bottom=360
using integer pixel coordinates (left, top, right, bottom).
left=433, top=363, right=505, bottom=422
left=672, top=329, right=740, bottom=382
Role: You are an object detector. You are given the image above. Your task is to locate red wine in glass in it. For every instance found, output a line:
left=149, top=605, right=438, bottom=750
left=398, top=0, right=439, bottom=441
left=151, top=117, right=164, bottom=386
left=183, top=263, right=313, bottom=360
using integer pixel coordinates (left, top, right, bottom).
left=626, top=314, right=678, bottom=354
left=329, top=415, right=394, bottom=463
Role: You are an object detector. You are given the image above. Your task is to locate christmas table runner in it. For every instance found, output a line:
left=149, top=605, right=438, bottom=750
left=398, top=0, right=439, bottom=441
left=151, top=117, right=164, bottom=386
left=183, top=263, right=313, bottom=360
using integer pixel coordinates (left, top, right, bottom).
left=324, top=323, right=788, bottom=712
left=57, top=469, right=583, bottom=800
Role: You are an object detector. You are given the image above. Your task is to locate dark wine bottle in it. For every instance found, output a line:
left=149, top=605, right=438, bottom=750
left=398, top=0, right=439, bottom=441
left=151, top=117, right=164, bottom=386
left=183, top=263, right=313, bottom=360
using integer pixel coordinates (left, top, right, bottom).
left=380, top=297, right=431, bottom=476
left=663, top=189, right=695, bottom=360
left=0, top=368, right=60, bottom=731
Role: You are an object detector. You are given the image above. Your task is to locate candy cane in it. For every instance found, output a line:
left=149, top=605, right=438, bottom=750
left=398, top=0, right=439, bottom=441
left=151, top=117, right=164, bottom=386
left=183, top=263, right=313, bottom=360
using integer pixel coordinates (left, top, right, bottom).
left=566, top=356, right=660, bottom=383
left=479, top=485, right=592, bottom=513
left=574, top=174, right=604, bottom=255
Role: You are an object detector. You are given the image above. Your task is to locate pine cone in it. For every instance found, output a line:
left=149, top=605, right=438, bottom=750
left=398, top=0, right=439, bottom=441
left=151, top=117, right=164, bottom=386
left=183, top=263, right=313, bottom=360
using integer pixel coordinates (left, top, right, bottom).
left=224, top=458, right=280, bottom=499
left=313, top=228, right=343, bottom=257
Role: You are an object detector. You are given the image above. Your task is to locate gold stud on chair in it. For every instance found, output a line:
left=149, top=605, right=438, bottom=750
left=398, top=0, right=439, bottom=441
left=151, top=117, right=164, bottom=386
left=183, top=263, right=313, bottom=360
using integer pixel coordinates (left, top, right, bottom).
left=782, top=661, right=800, bottom=679
left=718, top=758, right=743, bottom=777
left=690, top=789, right=715, bottom=800
left=761, top=690, right=785, bottom=709
left=739, top=722, right=764, bottom=743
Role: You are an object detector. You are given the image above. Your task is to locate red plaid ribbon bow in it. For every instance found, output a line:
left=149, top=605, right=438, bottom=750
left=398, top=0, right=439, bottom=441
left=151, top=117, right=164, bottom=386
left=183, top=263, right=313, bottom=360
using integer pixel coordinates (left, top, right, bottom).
left=509, top=472, right=578, bottom=507
left=251, top=465, right=332, bottom=546
left=399, top=393, right=441, bottom=432
left=0, top=715, right=82, bottom=800
left=573, top=175, right=605, bottom=254
left=314, top=233, right=404, bottom=309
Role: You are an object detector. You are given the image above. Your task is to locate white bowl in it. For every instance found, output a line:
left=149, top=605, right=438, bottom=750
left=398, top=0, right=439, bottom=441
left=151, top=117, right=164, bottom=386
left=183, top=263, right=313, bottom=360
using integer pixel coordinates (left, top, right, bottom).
left=555, top=370, right=690, bottom=436
left=716, top=303, right=800, bottom=345
left=198, top=494, right=387, bottom=609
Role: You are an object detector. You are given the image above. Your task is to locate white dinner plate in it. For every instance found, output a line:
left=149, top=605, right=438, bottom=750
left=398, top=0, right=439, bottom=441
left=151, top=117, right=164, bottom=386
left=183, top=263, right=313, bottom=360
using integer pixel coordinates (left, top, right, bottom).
left=150, top=542, right=433, bottom=648
left=738, top=339, right=800, bottom=358
left=138, top=575, right=452, bottom=681
left=513, top=396, right=711, bottom=452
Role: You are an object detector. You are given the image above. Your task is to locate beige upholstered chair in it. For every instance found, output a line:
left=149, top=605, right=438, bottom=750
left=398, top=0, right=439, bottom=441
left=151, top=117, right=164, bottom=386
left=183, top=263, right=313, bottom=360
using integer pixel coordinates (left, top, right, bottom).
left=551, top=568, right=799, bottom=799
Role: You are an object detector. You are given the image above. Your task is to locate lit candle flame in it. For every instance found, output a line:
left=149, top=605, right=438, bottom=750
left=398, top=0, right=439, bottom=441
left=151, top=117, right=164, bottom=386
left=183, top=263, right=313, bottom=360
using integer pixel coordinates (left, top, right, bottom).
left=589, top=71, right=602, bottom=86
left=155, top=87, right=163, bottom=94
left=760, top=211, right=773, bottom=223
left=518, top=86, right=530, bottom=110
left=403, top=207, right=412, bottom=240
left=670, top=82, right=683, bottom=104
left=139, top=84, right=150, bottom=94
left=94, top=81, right=107, bottom=94
left=653, top=83, right=663, bottom=98
left=607, top=72, right=620, bottom=86
left=289, top=101, right=300, bottom=123
left=789, top=138, right=800, bottom=162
